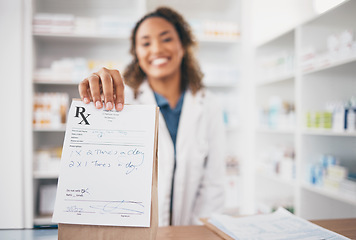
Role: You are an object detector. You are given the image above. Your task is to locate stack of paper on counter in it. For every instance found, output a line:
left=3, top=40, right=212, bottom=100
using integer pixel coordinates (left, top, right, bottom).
left=202, top=207, right=350, bottom=240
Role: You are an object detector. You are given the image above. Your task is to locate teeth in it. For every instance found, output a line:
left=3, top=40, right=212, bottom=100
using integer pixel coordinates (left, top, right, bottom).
left=152, top=58, right=168, bottom=65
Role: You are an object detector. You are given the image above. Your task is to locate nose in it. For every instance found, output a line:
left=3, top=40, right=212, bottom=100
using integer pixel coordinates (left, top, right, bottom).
left=150, top=40, right=163, bottom=54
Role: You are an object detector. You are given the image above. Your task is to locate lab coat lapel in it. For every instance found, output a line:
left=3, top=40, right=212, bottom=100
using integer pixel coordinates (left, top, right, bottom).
left=176, top=89, right=204, bottom=154
left=174, top=89, right=204, bottom=224
left=135, top=81, right=156, bottom=104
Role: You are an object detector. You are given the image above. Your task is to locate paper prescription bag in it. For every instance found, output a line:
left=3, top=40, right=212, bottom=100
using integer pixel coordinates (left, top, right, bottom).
left=56, top=104, right=159, bottom=240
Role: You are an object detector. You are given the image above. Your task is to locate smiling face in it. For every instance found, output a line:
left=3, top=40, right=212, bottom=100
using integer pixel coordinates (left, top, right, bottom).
left=135, top=17, right=185, bottom=82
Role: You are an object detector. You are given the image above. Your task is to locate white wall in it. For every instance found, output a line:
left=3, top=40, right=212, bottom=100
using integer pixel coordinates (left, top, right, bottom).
left=0, top=0, right=24, bottom=228
left=250, top=0, right=316, bottom=46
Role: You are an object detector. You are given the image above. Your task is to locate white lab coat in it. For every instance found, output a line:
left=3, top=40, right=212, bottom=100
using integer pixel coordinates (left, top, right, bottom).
left=124, top=80, right=226, bottom=226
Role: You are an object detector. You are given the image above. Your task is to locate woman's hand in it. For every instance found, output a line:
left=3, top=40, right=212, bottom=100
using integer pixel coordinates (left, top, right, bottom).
left=78, top=67, right=125, bottom=111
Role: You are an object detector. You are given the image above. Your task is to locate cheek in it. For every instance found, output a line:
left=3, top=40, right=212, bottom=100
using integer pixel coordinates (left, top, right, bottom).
left=136, top=49, right=143, bottom=61
left=174, top=45, right=185, bottom=63
left=136, top=49, right=148, bottom=67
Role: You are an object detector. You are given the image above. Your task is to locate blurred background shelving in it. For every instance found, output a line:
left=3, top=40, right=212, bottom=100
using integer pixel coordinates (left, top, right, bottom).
left=253, top=0, right=356, bottom=219
left=24, top=0, right=245, bottom=228
left=254, top=28, right=296, bottom=214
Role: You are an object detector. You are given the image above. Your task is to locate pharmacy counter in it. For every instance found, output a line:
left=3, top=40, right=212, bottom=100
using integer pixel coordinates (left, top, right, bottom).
left=1, top=219, right=355, bottom=239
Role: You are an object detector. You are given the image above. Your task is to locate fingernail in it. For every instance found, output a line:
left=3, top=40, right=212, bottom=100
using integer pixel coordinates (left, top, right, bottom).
left=106, top=102, right=113, bottom=110
left=84, top=98, right=89, bottom=104
left=117, top=103, right=123, bottom=111
left=95, top=101, right=102, bottom=108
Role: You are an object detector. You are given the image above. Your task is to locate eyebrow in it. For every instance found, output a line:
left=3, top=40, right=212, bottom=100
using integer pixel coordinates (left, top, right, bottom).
left=140, top=30, right=171, bottom=39
left=159, top=30, right=170, bottom=36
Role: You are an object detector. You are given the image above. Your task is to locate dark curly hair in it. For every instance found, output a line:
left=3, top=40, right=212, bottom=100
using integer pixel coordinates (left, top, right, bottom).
left=123, top=7, right=204, bottom=97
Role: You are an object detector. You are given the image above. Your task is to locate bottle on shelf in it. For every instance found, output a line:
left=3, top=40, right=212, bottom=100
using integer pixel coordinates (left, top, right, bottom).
left=33, top=93, right=69, bottom=129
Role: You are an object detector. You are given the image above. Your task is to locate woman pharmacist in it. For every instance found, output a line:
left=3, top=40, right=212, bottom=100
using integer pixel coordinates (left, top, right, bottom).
left=78, top=7, right=226, bottom=226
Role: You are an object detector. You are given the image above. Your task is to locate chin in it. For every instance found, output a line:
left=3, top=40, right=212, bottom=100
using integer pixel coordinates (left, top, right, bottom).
left=148, top=69, right=176, bottom=79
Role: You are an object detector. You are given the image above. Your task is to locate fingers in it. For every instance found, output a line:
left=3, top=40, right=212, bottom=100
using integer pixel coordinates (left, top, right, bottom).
left=88, top=73, right=103, bottom=109
left=78, top=78, right=91, bottom=104
left=98, top=69, right=114, bottom=110
left=109, top=69, right=125, bottom=111
left=78, top=67, right=125, bottom=111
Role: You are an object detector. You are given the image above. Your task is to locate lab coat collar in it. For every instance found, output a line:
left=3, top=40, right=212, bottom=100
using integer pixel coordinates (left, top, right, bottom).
left=135, top=80, right=157, bottom=105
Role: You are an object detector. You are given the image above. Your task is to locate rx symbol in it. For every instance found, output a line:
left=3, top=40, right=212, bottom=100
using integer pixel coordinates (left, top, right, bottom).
left=75, top=106, right=91, bottom=125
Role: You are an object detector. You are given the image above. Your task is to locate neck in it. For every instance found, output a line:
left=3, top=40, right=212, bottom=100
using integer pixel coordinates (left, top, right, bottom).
left=148, top=73, right=182, bottom=109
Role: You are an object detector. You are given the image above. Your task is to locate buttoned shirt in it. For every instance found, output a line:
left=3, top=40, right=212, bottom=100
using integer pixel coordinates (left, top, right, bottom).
left=153, top=91, right=185, bottom=152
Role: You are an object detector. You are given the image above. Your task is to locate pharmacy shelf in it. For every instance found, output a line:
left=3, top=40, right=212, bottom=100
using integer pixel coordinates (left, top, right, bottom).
left=198, top=36, right=240, bottom=43
left=33, top=32, right=129, bottom=41
left=33, top=80, right=79, bottom=85
left=256, top=73, right=294, bottom=87
left=302, top=129, right=356, bottom=137
left=253, top=0, right=356, bottom=220
left=302, top=183, right=356, bottom=207
left=24, top=0, right=244, bottom=229
left=33, top=127, right=66, bottom=132
left=256, top=128, right=295, bottom=135
left=302, top=55, right=356, bottom=76
left=253, top=23, right=296, bottom=217
left=34, top=32, right=240, bottom=44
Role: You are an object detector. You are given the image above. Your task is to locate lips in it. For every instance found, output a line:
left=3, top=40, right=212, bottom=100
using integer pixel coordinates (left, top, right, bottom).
left=151, top=57, right=169, bottom=66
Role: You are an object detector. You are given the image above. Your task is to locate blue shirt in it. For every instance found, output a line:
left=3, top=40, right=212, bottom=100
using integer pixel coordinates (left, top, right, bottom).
left=153, top=91, right=185, bottom=152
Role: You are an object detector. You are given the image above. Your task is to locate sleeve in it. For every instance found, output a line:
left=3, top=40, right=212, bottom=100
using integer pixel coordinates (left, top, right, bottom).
left=191, top=92, right=227, bottom=225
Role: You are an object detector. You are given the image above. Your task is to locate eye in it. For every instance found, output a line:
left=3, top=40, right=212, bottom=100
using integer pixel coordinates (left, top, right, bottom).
left=142, top=42, right=150, bottom=47
left=162, top=38, right=172, bottom=42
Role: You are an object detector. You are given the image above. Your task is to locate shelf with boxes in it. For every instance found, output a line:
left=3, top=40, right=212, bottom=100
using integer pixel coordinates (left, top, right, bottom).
left=298, top=134, right=356, bottom=218
left=255, top=29, right=295, bottom=85
left=34, top=81, right=78, bottom=86
left=254, top=134, right=297, bottom=214
left=302, top=159, right=356, bottom=207
left=303, top=55, right=356, bottom=75
left=303, top=95, right=356, bottom=135
left=302, top=183, right=356, bottom=207
left=256, top=143, right=296, bottom=186
left=253, top=0, right=356, bottom=219
left=302, top=129, right=356, bottom=137
left=255, top=29, right=296, bottom=133
left=255, top=86, right=296, bottom=134
left=254, top=29, right=297, bottom=214
left=30, top=0, right=138, bottom=226
left=256, top=128, right=295, bottom=135
left=298, top=0, right=356, bottom=219
left=33, top=32, right=130, bottom=41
